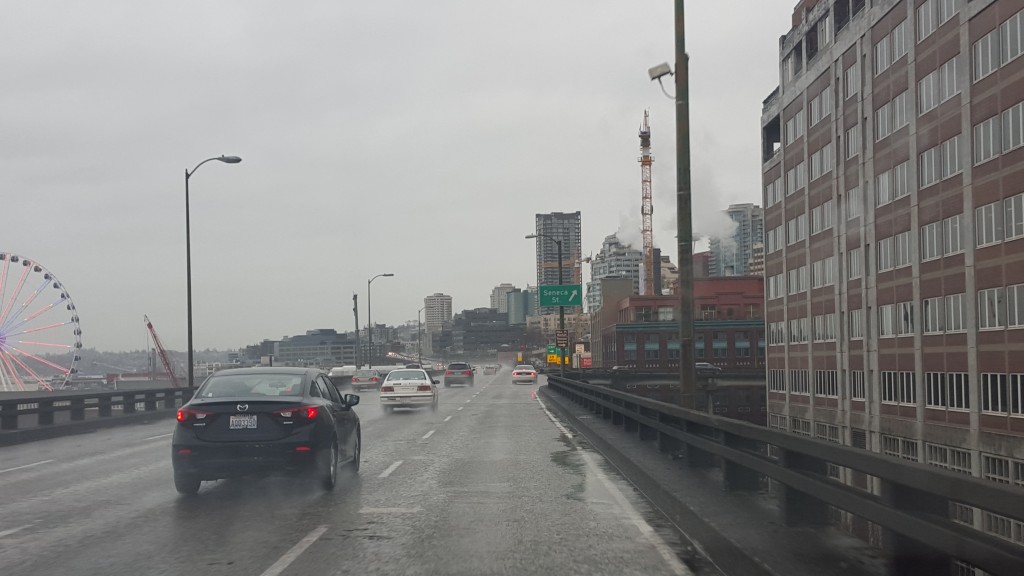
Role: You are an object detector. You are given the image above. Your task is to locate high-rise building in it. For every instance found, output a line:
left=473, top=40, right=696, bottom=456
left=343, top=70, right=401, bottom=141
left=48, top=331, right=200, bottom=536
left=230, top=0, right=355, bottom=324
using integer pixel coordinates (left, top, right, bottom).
left=748, top=242, right=765, bottom=277
left=506, top=287, right=535, bottom=325
left=585, top=233, right=642, bottom=312
left=534, top=211, right=583, bottom=314
left=761, top=0, right=1024, bottom=561
left=708, top=203, right=764, bottom=276
left=490, top=283, right=516, bottom=313
left=423, top=293, right=452, bottom=332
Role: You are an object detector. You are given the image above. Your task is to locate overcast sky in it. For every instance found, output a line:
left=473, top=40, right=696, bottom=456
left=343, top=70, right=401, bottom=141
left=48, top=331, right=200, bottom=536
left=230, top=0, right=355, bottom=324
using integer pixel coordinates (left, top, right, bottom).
left=2, top=1, right=794, bottom=352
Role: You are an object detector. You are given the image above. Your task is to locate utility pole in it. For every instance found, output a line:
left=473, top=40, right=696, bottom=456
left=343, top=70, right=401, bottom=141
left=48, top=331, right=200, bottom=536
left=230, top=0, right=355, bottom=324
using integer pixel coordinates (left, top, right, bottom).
left=353, top=293, right=360, bottom=368
left=675, top=0, right=696, bottom=409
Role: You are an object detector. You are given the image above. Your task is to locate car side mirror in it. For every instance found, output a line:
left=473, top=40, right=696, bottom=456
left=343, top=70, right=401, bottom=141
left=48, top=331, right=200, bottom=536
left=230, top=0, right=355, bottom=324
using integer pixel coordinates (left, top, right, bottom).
left=432, top=379, right=440, bottom=384
left=344, top=394, right=360, bottom=406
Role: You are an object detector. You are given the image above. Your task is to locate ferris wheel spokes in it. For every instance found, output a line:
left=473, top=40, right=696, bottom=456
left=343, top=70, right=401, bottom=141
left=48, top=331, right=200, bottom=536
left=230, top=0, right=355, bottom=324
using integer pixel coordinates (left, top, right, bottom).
left=6, top=343, right=73, bottom=375
left=0, top=351, right=27, bottom=391
left=0, top=263, right=31, bottom=328
left=4, top=349, right=53, bottom=391
left=0, top=276, right=51, bottom=334
left=1, top=298, right=66, bottom=335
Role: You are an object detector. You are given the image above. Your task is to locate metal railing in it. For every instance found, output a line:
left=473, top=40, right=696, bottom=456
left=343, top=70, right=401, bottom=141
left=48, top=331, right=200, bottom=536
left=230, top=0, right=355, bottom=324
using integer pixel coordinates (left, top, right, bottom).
left=0, top=388, right=193, bottom=431
left=547, top=376, right=1024, bottom=576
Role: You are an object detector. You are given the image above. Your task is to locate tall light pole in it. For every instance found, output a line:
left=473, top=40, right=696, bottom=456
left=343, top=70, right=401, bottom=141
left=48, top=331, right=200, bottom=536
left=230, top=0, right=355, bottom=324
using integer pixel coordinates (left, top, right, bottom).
left=366, top=273, right=394, bottom=369
left=526, top=233, right=565, bottom=377
left=674, top=0, right=696, bottom=409
left=417, top=306, right=425, bottom=367
left=185, top=155, right=241, bottom=388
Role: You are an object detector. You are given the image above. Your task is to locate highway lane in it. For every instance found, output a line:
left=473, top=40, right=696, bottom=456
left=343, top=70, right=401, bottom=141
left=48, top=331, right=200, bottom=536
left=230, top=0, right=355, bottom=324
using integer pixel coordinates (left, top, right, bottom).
left=0, top=368, right=696, bottom=576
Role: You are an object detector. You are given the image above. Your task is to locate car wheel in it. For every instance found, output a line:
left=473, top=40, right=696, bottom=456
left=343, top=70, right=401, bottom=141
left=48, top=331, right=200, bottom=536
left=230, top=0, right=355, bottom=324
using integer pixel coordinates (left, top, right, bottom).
left=174, top=473, right=201, bottom=495
left=320, top=442, right=338, bottom=491
left=347, top=430, right=361, bottom=472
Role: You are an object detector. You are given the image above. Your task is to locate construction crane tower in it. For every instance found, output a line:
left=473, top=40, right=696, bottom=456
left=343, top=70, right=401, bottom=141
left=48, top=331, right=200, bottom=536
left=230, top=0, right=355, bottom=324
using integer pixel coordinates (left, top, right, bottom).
left=639, top=110, right=655, bottom=295
left=145, top=315, right=182, bottom=387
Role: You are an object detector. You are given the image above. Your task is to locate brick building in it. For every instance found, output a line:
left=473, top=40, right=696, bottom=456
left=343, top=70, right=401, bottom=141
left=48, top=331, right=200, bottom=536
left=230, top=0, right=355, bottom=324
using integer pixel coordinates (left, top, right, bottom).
left=760, top=0, right=1024, bottom=563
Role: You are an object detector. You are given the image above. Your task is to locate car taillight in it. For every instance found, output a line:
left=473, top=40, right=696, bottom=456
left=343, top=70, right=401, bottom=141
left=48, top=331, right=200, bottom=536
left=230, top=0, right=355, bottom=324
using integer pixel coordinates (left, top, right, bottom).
left=176, top=408, right=212, bottom=423
left=445, top=371, right=453, bottom=375
left=273, top=406, right=318, bottom=420
left=371, top=377, right=378, bottom=381
left=417, top=385, right=431, bottom=392
left=530, top=372, right=535, bottom=376
left=464, top=370, right=472, bottom=375
left=381, top=385, right=394, bottom=392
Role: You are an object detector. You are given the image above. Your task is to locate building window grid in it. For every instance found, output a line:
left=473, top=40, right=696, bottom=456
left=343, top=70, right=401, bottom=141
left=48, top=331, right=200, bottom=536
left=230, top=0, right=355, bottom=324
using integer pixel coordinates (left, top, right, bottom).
left=790, top=417, right=812, bottom=436
left=877, top=237, right=894, bottom=272
left=845, top=64, right=860, bottom=99
left=849, top=308, right=865, bottom=339
left=768, top=369, right=786, bottom=392
left=850, top=370, right=866, bottom=399
left=811, top=256, right=835, bottom=288
left=1001, top=10, right=1024, bottom=66
left=946, top=293, right=967, bottom=332
left=944, top=214, right=964, bottom=254
left=1006, top=193, right=1024, bottom=241
left=923, top=296, right=944, bottom=333
left=847, top=186, right=863, bottom=219
left=894, top=231, right=913, bottom=269
left=812, top=313, right=837, bottom=342
left=883, top=434, right=919, bottom=461
left=921, top=221, right=942, bottom=261
left=848, top=247, right=863, bottom=280
left=1005, top=101, right=1024, bottom=153
left=815, top=370, right=838, bottom=397
left=978, top=287, right=1006, bottom=330
left=896, top=301, right=915, bottom=336
left=974, top=115, right=1000, bottom=165
left=881, top=371, right=916, bottom=405
left=811, top=199, right=834, bottom=235
left=846, top=124, right=861, bottom=159
left=790, top=369, right=810, bottom=394
left=927, top=443, right=973, bottom=475
left=974, top=29, right=1000, bottom=82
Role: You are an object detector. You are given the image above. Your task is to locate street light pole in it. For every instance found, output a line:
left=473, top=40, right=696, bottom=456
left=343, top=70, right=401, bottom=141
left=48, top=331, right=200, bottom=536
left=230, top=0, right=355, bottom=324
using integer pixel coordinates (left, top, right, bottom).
left=184, top=155, right=241, bottom=388
left=366, top=273, right=394, bottom=369
left=526, top=233, right=566, bottom=377
left=675, top=0, right=696, bottom=409
left=417, top=306, right=425, bottom=367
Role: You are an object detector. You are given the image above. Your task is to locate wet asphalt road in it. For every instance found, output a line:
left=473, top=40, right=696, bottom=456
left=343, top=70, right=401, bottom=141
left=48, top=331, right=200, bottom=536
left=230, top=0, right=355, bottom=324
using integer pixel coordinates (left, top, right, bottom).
left=0, top=368, right=695, bottom=576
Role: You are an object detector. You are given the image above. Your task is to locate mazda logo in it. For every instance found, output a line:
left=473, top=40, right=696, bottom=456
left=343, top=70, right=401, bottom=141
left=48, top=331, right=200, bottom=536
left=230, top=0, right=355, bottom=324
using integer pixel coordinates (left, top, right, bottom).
left=237, top=404, right=249, bottom=412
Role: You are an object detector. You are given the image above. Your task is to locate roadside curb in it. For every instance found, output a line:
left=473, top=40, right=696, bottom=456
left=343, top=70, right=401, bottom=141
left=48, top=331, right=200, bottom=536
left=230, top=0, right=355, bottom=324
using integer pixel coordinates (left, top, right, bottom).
left=0, top=410, right=177, bottom=446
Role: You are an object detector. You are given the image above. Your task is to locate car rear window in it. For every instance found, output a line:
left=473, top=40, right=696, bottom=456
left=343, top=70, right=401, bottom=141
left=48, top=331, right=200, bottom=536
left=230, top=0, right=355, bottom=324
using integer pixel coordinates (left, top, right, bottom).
left=386, top=370, right=427, bottom=381
left=514, top=365, right=534, bottom=371
left=199, top=374, right=305, bottom=398
left=354, top=370, right=378, bottom=377
left=448, top=363, right=470, bottom=370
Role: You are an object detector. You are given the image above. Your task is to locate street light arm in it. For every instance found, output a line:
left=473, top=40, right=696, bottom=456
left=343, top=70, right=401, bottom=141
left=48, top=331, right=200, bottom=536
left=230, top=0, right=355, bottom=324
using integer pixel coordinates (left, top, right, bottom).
left=187, top=156, right=243, bottom=178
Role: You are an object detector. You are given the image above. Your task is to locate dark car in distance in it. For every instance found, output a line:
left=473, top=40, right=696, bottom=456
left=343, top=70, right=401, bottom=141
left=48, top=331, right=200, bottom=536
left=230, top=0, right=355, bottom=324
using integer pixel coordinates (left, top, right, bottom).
left=171, top=367, right=361, bottom=495
left=443, top=362, right=474, bottom=387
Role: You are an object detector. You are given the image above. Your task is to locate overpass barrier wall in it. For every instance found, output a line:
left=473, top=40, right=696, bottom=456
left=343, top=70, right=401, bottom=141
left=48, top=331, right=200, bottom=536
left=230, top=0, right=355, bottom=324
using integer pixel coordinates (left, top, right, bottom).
left=546, top=376, right=1024, bottom=576
left=0, top=388, right=194, bottom=440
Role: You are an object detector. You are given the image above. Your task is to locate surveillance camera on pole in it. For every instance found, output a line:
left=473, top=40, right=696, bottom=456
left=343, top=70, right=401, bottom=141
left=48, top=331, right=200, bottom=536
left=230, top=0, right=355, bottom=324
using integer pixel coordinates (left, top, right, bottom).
left=648, top=62, right=673, bottom=81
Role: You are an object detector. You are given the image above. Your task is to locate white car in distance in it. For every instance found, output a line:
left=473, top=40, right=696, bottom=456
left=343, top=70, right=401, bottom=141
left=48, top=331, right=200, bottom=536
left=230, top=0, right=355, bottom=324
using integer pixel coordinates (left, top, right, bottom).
left=511, top=365, right=538, bottom=385
left=380, top=369, right=439, bottom=413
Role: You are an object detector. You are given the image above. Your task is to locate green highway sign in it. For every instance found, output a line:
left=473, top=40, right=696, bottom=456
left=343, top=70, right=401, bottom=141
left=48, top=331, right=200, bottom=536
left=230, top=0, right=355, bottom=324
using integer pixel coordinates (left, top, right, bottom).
left=546, top=344, right=558, bottom=355
left=539, top=284, right=583, bottom=307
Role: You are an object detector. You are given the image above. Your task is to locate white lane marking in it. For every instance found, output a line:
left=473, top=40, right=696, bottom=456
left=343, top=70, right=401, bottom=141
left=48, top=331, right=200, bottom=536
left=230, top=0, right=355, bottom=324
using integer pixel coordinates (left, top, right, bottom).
left=465, top=399, right=472, bottom=403
left=0, top=525, right=32, bottom=538
left=443, top=415, right=452, bottom=422
left=257, top=524, right=328, bottom=576
left=379, top=460, right=403, bottom=478
left=457, top=406, right=464, bottom=411
left=535, top=395, right=691, bottom=576
left=0, top=460, right=54, bottom=475
left=142, top=433, right=173, bottom=441
left=421, top=430, right=435, bottom=440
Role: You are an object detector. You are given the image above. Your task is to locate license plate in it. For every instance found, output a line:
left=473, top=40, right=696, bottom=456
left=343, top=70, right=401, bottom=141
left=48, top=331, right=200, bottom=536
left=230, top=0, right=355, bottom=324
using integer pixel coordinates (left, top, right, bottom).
left=229, top=414, right=258, bottom=429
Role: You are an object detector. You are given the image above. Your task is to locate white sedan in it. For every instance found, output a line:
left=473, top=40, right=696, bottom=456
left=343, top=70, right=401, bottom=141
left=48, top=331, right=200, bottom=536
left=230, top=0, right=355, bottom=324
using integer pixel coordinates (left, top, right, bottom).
left=511, top=365, right=538, bottom=385
left=380, top=369, right=438, bottom=413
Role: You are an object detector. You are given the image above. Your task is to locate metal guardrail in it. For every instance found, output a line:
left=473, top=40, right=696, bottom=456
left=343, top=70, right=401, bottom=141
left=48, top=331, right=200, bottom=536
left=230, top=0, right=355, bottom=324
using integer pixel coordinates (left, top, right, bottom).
left=547, top=376, right=1024, bottom=576
left=0, top=388, right=193, bottom=431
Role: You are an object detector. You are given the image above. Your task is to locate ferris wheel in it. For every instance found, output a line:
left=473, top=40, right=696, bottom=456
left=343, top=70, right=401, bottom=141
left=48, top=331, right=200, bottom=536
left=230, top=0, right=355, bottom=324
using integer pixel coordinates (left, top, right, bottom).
left=0, top=253, right=82, bottom=391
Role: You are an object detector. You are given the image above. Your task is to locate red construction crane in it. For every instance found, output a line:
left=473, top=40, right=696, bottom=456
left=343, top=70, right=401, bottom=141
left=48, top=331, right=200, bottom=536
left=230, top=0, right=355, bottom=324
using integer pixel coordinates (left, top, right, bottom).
left=639, top=110, right=655, bottom=295
left=145, top=315, right=181, bottom=387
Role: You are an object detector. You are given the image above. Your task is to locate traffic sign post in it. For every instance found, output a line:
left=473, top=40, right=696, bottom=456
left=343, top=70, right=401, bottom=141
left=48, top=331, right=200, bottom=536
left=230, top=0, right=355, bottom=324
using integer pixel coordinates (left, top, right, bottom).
left=539, top=284, right=583, bottom=308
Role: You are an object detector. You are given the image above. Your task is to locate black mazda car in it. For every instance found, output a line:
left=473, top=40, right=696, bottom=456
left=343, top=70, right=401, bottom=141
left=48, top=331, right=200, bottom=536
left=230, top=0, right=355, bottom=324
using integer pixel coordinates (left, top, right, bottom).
left=171, top=367, right=361, bottom=495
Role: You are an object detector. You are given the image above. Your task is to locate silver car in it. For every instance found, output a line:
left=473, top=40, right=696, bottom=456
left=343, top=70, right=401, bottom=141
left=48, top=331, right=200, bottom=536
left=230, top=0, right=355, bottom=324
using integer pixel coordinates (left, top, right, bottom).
left=511, top=365, right=538, bottom=385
